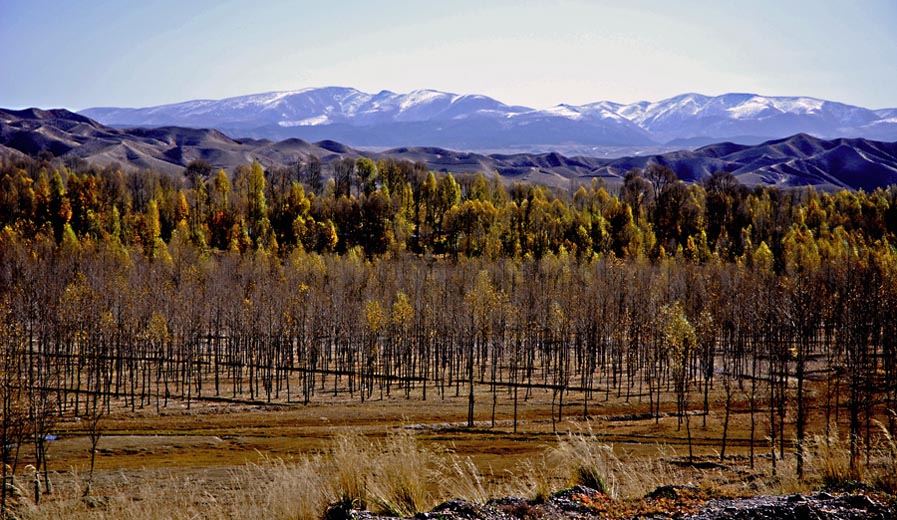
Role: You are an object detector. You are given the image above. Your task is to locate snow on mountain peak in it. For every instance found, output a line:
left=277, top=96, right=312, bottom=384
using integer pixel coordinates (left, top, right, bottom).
left=77, top=88, right=896, bottom=147
left=399, top=89, right=452, bottom=111
left=543, top=105, right=584, bottom=120
left=723, top=95, right=826, bottom=119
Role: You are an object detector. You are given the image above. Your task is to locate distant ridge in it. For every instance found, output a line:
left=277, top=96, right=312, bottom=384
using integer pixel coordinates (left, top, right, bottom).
left=4, top=107, right=897, bottom=191
left=80, top=88, right=897, bottom=152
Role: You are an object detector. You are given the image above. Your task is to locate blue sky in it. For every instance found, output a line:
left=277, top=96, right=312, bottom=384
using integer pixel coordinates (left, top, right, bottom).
left=2, top=0, right=896, bottom=110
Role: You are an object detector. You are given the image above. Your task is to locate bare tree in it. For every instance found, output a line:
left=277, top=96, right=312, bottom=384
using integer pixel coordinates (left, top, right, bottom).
left=82, top=400, right=104, bottom=497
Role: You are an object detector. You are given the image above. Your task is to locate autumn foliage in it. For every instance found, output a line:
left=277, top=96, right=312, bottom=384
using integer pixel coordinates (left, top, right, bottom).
left=3, top=153, right=897, bottom=509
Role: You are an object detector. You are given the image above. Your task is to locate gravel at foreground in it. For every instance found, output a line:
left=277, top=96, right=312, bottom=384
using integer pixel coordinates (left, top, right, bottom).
left=334, top=485, right=896, bottom=520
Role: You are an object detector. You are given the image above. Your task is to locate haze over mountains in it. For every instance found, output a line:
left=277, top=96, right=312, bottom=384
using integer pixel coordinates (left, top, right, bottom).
left=4, top=107, right=897, bottom=191
left=80, top=87, right=897, bottom=153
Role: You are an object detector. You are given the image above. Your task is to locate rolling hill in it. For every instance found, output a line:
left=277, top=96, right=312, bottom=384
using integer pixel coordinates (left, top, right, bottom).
left=4, top=107, right=897, bottom=191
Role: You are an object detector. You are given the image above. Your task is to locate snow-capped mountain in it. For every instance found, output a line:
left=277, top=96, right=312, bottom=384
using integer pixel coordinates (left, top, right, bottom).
left=81, top=87, right=656, bottom=148
left=80, top=88, right=897, bottom=151
left=83, top=87, right=530, bottom=128
left=621, top=93, right=882, bottom=143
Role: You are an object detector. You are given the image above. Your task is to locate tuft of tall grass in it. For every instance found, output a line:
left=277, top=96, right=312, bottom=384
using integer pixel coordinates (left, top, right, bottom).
left=550, top=425, right=615, bottom=495
left=810, top=431, right=859, bottom=489
left=437, top=456, right=486, bottom=502
left=870, top=420, right=897, bottom=494
left=549, top=425, right=691, bottom=499
left=330, top=431, right=370, bottom=510
left=234, top=455, right=332, bottom=520
left=366, top=430, right=434, bottom=516
left=804, top=421, right=897, bottom=494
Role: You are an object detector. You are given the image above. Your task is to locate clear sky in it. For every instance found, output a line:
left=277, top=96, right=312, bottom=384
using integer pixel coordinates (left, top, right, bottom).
left=2, top=0, right=896, bottom=110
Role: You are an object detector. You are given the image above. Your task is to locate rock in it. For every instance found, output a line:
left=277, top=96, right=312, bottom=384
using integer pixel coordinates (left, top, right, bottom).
left=687, top=492, right=895, bottom=520
left=340, top=490, right=896, bottom=520
left=645, top=484, right=701, bottom=500
left=822, top=479, right=875, bottom=493
left=324, top=500, right=373, bottom=520
left=429, top=499, right=509, bottom=520
left=548, top=485, right=606, bottom=515
left=485, top=496, right=530, bottom=518
left=793, top=502, right=821, bottom=520
left=843, top=493, right=880, bottom=511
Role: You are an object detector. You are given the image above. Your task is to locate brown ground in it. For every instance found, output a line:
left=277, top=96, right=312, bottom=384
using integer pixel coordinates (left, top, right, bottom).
left=36, top=383, right=821, bottom=485
left=10, top=379, right=885, bottom=519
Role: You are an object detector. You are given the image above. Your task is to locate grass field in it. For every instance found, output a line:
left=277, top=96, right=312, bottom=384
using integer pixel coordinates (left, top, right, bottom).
left=7, top=376, right=891, bottom=519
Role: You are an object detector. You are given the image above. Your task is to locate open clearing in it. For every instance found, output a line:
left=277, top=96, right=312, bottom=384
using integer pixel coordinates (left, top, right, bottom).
left=28, top=382, right=846, bottom=503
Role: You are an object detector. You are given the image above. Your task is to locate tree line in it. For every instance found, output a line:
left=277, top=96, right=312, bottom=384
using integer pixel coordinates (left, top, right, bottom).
left=4, top=154, right=895, bottom=263
left=1, top=153, right=897, bottom=507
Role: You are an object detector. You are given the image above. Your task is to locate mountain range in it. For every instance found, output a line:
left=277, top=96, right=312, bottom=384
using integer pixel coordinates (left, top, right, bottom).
left=80, top=88, right=897, bottom=152
left=4, top=107, right=897, bottom=191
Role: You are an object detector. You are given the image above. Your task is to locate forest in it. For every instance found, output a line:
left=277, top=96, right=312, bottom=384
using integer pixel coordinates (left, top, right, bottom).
left=2, top=152, right=897, bottom=514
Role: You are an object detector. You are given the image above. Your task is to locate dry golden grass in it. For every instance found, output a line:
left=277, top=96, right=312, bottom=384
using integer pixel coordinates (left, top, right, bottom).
left=8, top=382, right=897, bottom=519
left=811, top=430, right=857, bottom=487
left=367, top=431, right=434, bottom=516
left=435, top=455, right=494, bottom=503
left=551, top=425, right=618, bottom=495
left=12, top=429, right=511, bottom=519
left=805, top=421, right=897, bottom=494
left=234, top=455, right=332, bottom=520
left=8, top=426, right=889, bottom=520
left=331, top=431, right=370, bottom=509
left=870, top=420, right=897, bottom=494
left=549, top=425, right=694, bottom=499
left=16, top=470, right=239, bottom=520
left=334, top=430, right=436, bottom=516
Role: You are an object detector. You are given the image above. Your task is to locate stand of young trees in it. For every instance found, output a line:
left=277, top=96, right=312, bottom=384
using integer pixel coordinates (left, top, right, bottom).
left=2, top=153, right=897, bottom=493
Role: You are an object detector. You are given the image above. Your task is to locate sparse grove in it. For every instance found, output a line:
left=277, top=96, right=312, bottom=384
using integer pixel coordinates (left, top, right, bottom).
left=2, top=153, right=897, bottom=517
